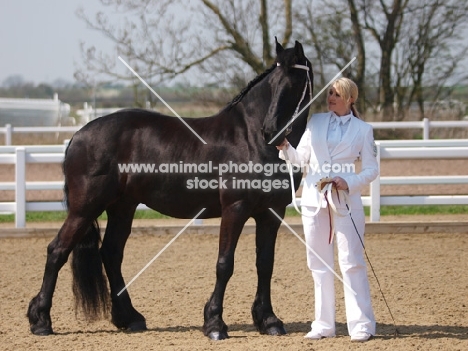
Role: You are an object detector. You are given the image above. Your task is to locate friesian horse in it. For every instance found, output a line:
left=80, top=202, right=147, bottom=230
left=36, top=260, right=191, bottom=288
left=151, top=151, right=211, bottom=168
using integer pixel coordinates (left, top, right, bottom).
left=27, top=39, right=313, bottom=340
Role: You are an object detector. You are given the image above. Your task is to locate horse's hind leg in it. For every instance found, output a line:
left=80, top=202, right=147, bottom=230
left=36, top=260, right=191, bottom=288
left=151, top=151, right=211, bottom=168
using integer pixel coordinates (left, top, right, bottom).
left=27, top=215, right=95, bottom=335
left=251, top=208, right=286, bottom=336
left=100, top=201, right=146, bottom=331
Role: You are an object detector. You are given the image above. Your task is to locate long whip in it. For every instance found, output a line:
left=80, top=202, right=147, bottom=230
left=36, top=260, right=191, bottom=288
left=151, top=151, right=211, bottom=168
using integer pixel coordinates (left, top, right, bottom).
left=345, top=203, right=400, bottom=337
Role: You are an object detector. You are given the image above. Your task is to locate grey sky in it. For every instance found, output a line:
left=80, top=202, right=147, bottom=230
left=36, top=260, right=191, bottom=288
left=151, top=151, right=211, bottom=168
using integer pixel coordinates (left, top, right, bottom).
left=2, top=1, right=468, bottom=87
left=0, top=0, right=113, bottom=85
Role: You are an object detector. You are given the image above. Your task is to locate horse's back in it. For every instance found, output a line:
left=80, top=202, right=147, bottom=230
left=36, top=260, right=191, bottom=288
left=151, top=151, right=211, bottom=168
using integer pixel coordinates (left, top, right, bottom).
left=63, top=109, right=224, bottom=217
left=62, top=107, right=293, bottom=218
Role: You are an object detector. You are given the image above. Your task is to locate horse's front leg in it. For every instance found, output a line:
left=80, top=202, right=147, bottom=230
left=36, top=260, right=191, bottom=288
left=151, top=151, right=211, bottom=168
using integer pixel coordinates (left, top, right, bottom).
left=203, top=204, right=249, bottom=340
left=251, top=207, right=286, bottom=336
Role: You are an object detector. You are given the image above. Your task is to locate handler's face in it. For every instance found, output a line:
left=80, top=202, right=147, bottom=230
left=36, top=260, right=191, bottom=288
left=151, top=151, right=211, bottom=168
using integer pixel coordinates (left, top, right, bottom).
left=327, top=85, right=350, bottom=116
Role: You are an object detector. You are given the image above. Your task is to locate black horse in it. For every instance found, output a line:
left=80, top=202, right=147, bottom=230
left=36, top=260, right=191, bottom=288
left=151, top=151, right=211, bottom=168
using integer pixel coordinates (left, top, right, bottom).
left=27, top=39, right=313, bottom=340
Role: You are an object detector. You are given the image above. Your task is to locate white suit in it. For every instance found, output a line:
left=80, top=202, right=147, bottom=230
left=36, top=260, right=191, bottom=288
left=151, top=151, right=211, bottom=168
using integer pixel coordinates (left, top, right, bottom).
left=279, top=112, right=379, bottom=338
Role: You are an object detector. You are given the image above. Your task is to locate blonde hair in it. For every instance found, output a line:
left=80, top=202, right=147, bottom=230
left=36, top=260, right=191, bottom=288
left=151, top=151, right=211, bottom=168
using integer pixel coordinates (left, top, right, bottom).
left=330, top=77, right=360, bottom=118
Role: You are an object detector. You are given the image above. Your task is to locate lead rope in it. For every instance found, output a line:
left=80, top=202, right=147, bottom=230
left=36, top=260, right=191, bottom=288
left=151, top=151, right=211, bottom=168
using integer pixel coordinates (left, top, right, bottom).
left=284, top=153, right=399, bottom=336
left=283, top=152, right=350, bottom=244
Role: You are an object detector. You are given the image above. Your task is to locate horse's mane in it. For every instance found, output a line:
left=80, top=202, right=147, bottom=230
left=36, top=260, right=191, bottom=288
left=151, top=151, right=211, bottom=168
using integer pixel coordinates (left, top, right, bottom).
left=226, top=63, right=277, bottom=109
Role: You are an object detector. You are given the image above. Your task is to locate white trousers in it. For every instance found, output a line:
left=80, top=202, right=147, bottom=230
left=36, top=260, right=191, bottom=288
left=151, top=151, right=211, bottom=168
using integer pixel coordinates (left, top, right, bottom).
left=301, top=205, right=376, bottom=337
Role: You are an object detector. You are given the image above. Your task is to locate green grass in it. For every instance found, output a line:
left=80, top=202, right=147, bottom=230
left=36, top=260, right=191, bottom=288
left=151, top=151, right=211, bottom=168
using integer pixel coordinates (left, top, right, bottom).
left=287, top=205, right=468, bottom=217
left=0, top=209, right=172, bottom=223
left=366, top=205, right=468, bottom=216
left=0, top=205, right=466, bottom=223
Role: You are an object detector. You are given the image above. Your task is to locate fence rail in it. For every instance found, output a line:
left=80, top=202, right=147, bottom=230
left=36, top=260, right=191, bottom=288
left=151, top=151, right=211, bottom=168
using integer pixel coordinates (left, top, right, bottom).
left=364, top=139, right=468, bottom=221
left=1, top=117, right=468, bottom=145
left=1, top=139, right=467, bottom=228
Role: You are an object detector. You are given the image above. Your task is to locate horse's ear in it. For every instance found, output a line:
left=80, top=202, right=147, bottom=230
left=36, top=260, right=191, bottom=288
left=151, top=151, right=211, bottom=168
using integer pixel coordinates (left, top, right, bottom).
left=275, top=36, right=284, bottom=54
left=294, top=40, right=305, bottom=60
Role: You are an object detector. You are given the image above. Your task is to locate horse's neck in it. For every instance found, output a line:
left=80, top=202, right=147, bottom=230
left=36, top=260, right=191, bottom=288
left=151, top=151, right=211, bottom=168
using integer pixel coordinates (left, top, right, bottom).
left=217, top=94, right=269, bottom=128
left=242, top=91, right=273, bottom=125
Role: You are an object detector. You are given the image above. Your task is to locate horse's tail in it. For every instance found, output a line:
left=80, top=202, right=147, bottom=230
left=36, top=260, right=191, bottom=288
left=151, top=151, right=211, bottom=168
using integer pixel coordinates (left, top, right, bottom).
left=71, top=219, right=110, bottom=320
left=63, top=136, right=109, bottom=320
left=62, top=138, right=71, bottom=211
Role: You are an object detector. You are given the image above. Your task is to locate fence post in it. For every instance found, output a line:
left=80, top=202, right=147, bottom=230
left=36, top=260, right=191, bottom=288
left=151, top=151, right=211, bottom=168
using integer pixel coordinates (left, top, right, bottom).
left=5, top=124, right=12, bottom=146
left=15, top=147, right=26, bottom=228
left=423, top=118, right=429, bottom=140
left=370, top=142, right=381, bottom=222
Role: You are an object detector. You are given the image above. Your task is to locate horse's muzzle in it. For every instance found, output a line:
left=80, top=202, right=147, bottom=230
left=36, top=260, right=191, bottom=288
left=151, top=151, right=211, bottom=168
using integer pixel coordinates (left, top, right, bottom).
left=261, top=128, right=275, bottom=143
left=262, top=130, right=287, bottom=147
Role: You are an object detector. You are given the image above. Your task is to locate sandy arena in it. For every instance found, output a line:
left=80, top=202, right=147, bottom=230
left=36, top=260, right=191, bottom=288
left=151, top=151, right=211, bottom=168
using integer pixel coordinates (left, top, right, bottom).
left=0, top=159, right=467, bottom=350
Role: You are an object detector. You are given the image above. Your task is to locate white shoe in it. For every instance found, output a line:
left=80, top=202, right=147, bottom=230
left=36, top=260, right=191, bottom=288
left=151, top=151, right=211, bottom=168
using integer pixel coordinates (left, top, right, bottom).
left=304, top=330, right=323, bottom=340
left=351, top=332, right=372, bottom=342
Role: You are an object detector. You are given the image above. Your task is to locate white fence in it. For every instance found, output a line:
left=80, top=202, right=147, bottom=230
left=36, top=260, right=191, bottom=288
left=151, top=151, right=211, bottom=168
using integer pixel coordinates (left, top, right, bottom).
left=1, top=139, right=467, bottom=228
left=1, top=117, right=468, bottom=145
left=0, top=125, right=78, bottom=146
left=364, top=139, right=468, bottom=221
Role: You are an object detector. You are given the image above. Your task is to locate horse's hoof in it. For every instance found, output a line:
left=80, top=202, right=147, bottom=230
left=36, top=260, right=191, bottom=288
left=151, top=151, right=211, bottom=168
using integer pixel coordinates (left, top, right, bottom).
left=208, top=331, right=229, bottom=340
left=30, top=326, right=53, bottom=336
left=266, top=325, right=287, bottom=336
left=127, top=321, right=147, bottom=332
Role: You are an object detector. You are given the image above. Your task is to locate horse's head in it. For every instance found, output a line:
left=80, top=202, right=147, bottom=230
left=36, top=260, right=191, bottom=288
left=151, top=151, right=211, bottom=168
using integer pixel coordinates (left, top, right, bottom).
left=262, top=39, right=313, bottom=146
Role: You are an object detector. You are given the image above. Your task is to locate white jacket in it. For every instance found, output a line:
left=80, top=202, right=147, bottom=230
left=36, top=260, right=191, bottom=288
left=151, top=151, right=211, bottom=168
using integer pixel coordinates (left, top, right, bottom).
left=279, top=112, right=379, bottom=209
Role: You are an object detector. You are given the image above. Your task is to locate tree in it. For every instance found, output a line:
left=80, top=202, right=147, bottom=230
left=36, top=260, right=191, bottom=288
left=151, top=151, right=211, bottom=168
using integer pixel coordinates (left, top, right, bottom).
left=394, top=0, right=468, bottom=120
left=1, top=74, right=26, bottom=88
left=358, top=0, right=408, bottom=121
left=75, top=0, right=295, bottom=98
left=76, top=0, right=468, bottom=120
left=353, top=0, right=468, bottom=121
left=348, top=0, right=366, bottom=114
left=295, top=0, right=367, bottom=115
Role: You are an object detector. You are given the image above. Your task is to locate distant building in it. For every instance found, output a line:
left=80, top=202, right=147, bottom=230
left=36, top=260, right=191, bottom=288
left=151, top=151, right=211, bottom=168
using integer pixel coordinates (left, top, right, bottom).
left=0, top=94, right=71, bottom=127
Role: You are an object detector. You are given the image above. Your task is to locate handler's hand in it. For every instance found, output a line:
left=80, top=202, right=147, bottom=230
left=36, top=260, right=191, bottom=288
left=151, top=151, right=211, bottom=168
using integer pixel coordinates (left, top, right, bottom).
left=276, top=138, right=289, bottom=150
left=332, top=176, right=349, bottom=191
